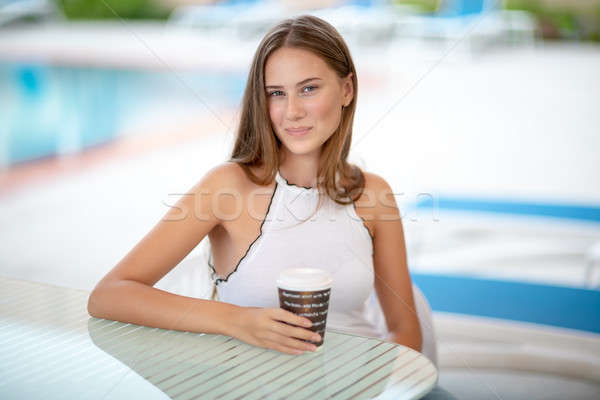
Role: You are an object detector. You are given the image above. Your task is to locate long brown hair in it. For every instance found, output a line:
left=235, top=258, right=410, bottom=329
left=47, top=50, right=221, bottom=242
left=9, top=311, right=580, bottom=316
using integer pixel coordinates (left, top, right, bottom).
left=230, top=15, right=364, bottom=206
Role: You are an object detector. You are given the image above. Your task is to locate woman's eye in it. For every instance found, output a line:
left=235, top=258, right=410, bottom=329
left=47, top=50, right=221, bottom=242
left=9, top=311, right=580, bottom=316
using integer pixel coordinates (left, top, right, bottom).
left=268, top=86, right=317, bottom=97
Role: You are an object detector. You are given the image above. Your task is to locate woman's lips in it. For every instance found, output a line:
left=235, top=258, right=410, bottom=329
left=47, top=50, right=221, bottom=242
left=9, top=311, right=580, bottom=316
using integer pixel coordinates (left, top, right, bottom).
left=285, top=127, right=312, bottom=136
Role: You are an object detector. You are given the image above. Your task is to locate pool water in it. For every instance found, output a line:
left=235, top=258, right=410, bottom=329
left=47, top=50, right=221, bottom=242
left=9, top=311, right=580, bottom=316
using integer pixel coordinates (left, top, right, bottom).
left=0, top=63, right=246, bottom=166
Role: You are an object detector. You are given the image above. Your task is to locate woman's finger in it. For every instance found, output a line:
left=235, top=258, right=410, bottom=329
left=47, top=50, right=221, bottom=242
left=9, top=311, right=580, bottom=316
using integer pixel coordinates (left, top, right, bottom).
left=272, top=321, right=321, bottom=343
left=271, top=308, right=312, bottom=328
left=263, top=330, right=317, bottom=352
left=263, top=339, right=305, bottom=355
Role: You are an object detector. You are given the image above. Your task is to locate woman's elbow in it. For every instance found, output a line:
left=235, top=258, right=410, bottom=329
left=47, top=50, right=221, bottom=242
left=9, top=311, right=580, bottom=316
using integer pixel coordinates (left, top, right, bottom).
left=87, top=287, right=102, bottom=318
left=87, top=281, right=112, bottom=319
left=415, top=326, right=423, bottom=352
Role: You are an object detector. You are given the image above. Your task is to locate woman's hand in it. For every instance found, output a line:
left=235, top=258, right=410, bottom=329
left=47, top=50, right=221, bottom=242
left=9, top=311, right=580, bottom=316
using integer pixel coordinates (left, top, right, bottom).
left=228, top=307, right=321, bottom=355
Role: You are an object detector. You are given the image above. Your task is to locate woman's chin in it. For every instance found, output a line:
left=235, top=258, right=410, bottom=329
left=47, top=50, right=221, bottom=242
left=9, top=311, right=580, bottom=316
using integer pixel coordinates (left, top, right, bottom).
left=283, top=144, right=321, bottom=157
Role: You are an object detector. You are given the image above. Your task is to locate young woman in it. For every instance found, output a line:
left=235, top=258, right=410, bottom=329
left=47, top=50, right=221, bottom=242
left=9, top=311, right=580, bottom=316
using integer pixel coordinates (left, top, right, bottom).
left=88, top=15, right=423, bottom=359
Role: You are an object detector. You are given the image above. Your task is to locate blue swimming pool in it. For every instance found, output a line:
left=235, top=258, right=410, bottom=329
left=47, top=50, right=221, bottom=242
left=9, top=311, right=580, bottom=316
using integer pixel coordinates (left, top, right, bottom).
left=0, top=62, right=246, bottom=166
left=411, top=195, right=600, bottom=334
left=416, top=195, right=600, bottom=223
left=412, top=272, right=600, bottom=334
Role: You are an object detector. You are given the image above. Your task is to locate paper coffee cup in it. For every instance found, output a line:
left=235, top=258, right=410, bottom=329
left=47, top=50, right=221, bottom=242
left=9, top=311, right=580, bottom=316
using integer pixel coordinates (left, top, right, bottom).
left=277, top=268, right=333, bottom=348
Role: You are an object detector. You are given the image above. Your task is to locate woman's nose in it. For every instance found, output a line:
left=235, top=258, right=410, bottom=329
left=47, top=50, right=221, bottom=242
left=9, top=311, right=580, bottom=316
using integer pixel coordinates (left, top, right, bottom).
left=285, top=95, right=305, bottom=120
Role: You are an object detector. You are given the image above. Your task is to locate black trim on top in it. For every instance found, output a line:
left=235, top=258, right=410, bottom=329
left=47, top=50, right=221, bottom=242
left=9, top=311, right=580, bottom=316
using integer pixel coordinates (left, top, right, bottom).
left=278, top=173, right=315, bottom=190
left=353, top=201, right=375, bottom=255
left=209, top=182, right=279, bottom=286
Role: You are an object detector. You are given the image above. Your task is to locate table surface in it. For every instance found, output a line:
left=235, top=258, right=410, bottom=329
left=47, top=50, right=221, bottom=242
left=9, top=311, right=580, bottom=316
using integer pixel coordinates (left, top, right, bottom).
left=0, top=277, right=437, bottom=400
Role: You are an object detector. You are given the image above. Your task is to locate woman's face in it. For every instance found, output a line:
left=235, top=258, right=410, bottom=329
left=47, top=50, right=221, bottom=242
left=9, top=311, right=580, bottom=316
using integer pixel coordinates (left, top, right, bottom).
left=264, top=47, right=353, bottom=159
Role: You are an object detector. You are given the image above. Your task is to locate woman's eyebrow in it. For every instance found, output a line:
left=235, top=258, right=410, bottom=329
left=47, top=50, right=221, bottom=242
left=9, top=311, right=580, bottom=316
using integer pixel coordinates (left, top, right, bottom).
left=265, top=77, right=322, bottom=89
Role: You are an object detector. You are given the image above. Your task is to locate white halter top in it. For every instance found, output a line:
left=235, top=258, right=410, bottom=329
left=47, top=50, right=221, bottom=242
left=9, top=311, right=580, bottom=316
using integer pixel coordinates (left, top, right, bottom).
left=208, top=169, right=389, bottom=339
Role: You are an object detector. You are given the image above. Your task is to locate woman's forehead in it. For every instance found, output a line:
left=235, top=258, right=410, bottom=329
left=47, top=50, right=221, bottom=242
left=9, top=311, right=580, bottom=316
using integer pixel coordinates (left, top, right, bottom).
left=265, top=47, right=334, bottom=86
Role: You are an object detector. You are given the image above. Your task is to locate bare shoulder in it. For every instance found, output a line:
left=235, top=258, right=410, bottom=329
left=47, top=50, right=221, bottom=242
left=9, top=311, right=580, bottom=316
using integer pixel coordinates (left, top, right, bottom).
left=362, top=171, right=393, bottom=193
left=198, top=161, right=246, bottom=187
left=187, top=161, right=252, bottom=197
left=355, top=170, right=400, bottom=230
left=355, top=170, right=394, bottom=206
left=192, top=162, right=275, bottom=217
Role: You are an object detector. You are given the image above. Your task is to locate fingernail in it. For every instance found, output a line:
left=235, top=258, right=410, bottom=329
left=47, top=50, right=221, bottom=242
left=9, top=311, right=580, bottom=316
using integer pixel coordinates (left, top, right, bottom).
left=305, top=320, right=312, bottom=327
left=313, top=335, right=321, bottom=341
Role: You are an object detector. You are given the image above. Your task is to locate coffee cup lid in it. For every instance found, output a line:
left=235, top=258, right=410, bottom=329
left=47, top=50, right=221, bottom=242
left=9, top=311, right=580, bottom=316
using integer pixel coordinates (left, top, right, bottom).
left=277, top=268, right=333, bottom=291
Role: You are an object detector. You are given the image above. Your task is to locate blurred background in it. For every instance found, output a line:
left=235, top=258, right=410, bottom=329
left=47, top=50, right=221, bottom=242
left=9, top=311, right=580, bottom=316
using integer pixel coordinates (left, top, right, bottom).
left=1, top=0, right=599, bottom=399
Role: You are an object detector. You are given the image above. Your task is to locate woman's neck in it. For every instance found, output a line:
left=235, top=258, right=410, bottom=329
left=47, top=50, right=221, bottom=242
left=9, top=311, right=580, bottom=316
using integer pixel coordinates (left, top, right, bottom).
left=279, top=150, right=320, bottom=188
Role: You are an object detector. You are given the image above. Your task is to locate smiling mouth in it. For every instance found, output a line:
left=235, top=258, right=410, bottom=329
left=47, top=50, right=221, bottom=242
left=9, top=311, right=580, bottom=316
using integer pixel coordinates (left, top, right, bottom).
left=285, top=127, right=312, bottom=136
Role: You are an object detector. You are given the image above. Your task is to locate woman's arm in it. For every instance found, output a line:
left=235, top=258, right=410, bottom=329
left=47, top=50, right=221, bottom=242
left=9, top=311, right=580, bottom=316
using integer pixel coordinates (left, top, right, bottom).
left=363, top=172, right=423, bottom=352
left=87, top=163, right=242, bottom=335
left=88, top=162, right=320, bottom=354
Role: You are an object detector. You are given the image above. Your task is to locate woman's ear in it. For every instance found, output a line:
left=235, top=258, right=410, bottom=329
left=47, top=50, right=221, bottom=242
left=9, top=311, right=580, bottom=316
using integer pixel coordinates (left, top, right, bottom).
left=342, top=72, right=354, bottom=107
